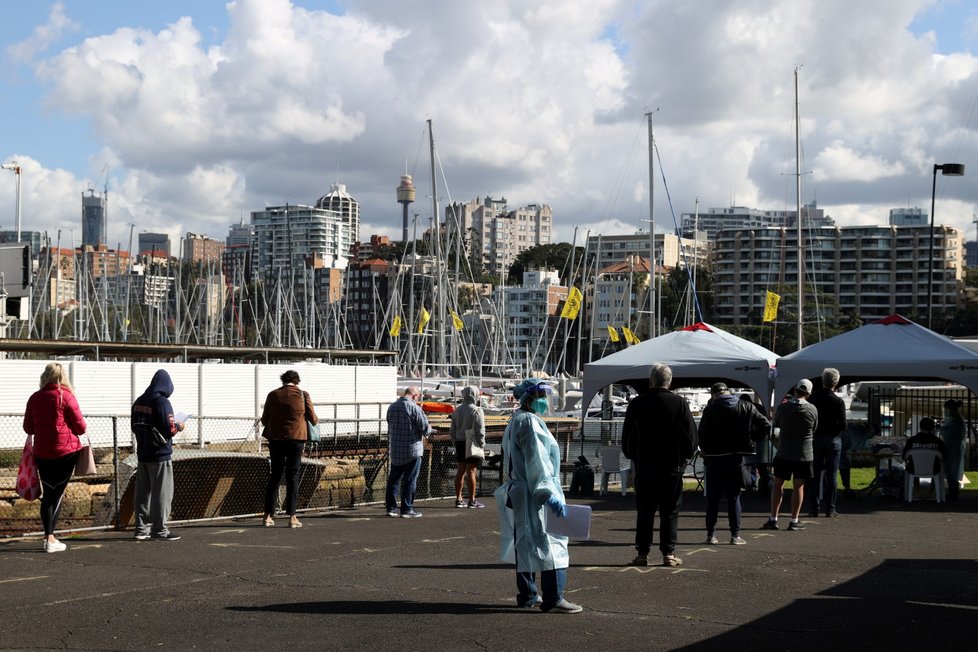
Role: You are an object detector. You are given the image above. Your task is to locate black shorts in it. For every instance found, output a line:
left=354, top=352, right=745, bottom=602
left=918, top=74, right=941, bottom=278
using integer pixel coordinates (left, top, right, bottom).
left=454, top=441, right=482, bottom=466
left=773, top=457, right=813, bottom=481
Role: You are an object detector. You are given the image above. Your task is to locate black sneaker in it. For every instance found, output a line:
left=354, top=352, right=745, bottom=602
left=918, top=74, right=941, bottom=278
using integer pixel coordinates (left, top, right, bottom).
left=787, top=521, right=806, bottom=531
left=761, top=520, right=779, bottom=530
left=152, top=532, right=181, bottom=541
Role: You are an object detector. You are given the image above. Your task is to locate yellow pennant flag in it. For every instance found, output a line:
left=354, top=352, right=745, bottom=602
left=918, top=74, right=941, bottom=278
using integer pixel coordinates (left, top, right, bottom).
left=389, top=315, right=402, bottom=337
left=763, top=291, right=781, bottom=323
left=450, top=310, right=464, bottom=331
left=607, top=325, right=620, bottom=342
left=559, top=286, right=583, bottom=320
left=417, top=307, right=431, bottom=334
left=622, top=327, right=640, bottom=345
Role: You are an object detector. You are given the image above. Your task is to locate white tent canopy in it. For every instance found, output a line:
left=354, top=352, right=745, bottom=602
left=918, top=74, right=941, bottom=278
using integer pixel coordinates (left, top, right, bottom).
left=582, top=322, right=778, bottom=413
left=774, top=314, right=978, bottom=402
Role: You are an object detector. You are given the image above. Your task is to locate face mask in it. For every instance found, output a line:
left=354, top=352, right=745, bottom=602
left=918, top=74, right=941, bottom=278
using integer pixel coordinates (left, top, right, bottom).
left=530, top=397, right=550, bottom=415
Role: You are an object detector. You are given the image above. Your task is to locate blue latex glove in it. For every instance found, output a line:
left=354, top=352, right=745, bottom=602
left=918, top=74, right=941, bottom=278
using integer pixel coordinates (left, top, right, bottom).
left=546, top=495, right=566, bottom=518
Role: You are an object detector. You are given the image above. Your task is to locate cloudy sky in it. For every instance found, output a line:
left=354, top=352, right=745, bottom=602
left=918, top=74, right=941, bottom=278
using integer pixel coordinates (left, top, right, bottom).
left=2, top=0, right=978, bottom=252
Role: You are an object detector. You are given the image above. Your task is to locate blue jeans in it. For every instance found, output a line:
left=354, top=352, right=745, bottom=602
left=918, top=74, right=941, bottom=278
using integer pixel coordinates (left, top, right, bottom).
left=516, top=555, right=566, bottom=609
left=808, top=437, right=842, bottom=514
left=386, top=457, right=422, bottom=513
left=704, top=456, right=743, bottom=537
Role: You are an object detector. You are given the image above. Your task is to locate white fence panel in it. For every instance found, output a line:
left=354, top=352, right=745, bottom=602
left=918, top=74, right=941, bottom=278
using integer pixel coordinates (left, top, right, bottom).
left=72, top=361, right=134, bottom=416
left=0, top=360, right=50, bottom=412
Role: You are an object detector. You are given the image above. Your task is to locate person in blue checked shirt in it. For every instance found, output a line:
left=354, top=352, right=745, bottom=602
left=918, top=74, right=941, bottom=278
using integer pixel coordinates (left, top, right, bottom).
left=385, top=387, right=432, bottom=518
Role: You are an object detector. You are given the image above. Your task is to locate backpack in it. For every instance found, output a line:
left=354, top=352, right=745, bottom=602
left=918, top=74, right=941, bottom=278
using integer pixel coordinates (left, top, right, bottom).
left=568, top=455, right=595, bottom=497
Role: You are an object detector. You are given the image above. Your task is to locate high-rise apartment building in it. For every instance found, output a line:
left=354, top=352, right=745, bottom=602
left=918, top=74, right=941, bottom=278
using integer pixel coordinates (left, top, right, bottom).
left=345, top=257, right=391, bottom=349
left=226, top=220, right=253, bottom=247
left=587, top=231, right=710, bottom=272
left=250, top=204, right=350, bottom=286
left=712, top=225, right=964, bottom=324
left=889, top=207, right=927, bottom=226
left=447, top=197, right=552, bottom=276
left=138, top=232, right=171, bottom=257
left=315, top=183, right=360, bottom=255
left=680, top=202, right=834, bottom=241
left=591, top=255, right=652, bottom=348
left=492, top=270, right=568, bottom=373
left=81, top=190, right=107, bottom=248
left=182, top=233, right=224, bottom=266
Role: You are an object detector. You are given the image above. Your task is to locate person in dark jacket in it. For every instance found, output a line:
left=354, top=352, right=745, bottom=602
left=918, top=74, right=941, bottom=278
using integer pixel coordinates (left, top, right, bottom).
left=806, top=368, right=847, bottom=517
left=698, top=382, right=770, bottom=545
left=261, top=370, right=318, bottom=528
left=131, top=369, right=184, bottom=541
left=622, top=363, right=697, bottom=567
left=903, top=417, right=947, bottom=475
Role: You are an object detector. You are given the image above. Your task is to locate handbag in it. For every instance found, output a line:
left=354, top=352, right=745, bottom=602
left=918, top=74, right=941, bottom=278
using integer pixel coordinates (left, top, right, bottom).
left=464, top=428, right=484, bottom=460
left=307, top=420, right=320, bottom=442
left=15, top=435, right=42, bottom=501
left=74, top=436, right=97, bottom=476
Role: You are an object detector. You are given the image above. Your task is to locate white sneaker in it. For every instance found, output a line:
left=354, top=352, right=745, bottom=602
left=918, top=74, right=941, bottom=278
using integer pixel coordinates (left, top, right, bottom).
left=44, top=540, right=67, bottom=553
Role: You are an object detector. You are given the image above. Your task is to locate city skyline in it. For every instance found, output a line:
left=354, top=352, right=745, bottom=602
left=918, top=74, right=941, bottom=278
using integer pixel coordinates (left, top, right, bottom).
left=2, top=0, right=978, bottom=252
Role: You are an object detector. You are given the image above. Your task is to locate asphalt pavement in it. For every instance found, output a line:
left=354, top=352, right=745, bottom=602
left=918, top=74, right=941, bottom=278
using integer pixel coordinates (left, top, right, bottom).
left=1, top=489, right=977, bottom=651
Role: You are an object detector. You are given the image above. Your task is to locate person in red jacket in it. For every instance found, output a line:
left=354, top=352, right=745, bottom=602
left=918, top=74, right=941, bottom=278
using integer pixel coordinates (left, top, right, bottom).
left=23, top=362, right=87, bottom=553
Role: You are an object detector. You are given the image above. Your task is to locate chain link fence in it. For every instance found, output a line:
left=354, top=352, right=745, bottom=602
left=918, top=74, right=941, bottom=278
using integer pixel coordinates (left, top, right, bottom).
left=1, top=407, right=634, bottom=537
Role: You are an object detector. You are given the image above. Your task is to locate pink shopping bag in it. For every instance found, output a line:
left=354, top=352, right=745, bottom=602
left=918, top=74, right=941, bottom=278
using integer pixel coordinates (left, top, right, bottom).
left=16, top=435, right=42, bottom=501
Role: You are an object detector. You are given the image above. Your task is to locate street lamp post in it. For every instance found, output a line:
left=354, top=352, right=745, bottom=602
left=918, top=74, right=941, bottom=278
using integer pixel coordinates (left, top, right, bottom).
left=0, top=161, right=21, bottom=241
left=928, top=162, right=965, bottom=330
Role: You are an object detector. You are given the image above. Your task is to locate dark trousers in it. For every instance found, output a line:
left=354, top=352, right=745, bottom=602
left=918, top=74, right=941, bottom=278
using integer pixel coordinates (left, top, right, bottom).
left=704, top=457, right=743, bottom=536
left=264, top=439, right=304, bottom=515
left=634, top=465, right=684, bottom=556
left=36, top=451, right=80, bottom=536
left=808, top=437, right=842, bottom=514
left=515, top=548, right=566, bottom=609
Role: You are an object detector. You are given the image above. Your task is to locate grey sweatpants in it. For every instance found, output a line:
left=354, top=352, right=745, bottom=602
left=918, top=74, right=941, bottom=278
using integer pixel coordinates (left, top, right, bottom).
left=134, top=460, right=174, bottom=536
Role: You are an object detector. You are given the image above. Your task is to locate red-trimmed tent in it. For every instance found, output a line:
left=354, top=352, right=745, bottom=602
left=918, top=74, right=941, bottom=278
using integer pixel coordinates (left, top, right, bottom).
left=773, top=314, right=978, bottom=402
left=581, top=322, right=777, bottom=413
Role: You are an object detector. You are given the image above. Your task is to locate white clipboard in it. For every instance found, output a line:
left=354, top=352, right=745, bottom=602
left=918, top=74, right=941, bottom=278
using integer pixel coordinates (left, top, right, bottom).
left=545, top=504, right=592, bottom=540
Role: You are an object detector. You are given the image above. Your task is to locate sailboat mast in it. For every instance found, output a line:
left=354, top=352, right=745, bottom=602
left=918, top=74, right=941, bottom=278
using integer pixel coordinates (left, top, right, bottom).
left=795, top=67, right=804, bottom=351
left=645, top=110, right=657, bottom=338
left=427, top=119, right=445, bottom=374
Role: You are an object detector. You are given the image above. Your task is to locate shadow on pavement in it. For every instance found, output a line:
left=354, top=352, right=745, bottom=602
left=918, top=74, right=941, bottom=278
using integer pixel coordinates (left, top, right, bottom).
left=679, top=559, right=978, bottom=650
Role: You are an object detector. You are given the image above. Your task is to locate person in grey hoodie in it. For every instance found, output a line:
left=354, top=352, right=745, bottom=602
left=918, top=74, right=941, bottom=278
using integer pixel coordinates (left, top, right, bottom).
left=450, top=385, right=487, bottom=508
left=131, top=369, right=185, bottom=541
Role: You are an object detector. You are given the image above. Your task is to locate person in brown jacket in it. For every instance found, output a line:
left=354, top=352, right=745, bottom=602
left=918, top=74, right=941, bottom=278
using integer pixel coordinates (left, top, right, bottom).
left=261, top=370, right=318, bottom=528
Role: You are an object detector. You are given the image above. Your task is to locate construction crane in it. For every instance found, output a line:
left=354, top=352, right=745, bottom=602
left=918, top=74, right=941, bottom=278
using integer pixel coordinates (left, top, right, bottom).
left=89, top=163, right=109, bottom=194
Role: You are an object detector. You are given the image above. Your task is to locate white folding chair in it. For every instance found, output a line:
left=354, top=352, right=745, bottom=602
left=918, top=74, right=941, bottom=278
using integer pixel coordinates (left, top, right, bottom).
left=599, top=445, right=631, bottom=496
left=904, top=449, right=946, bottom=503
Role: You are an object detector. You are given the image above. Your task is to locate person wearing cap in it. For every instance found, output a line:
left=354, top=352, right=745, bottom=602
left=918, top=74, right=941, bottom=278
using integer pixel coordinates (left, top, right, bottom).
left=806, top=368, right=847, bottom=517
left=622, top=363, right=697, bottom=567
left=763, top=379, right=817, bottom=531
left=698, top=382, right=770, bottom=545
left=939, top=399, right=966, bottom=501
left=494, top=379, right=582, bottom=614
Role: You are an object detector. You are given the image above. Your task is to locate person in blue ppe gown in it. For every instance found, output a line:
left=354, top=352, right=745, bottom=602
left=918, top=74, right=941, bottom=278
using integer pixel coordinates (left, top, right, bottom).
left=494, top=379, right=582, bottom=614
left=939, top=399, right=966, bottom=501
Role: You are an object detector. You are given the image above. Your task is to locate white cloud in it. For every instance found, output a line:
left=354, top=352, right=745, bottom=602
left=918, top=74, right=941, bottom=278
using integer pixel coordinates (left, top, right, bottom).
left=5, top=0, right=978, bottom=250
left=5, top=2, right=79, bottom=64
